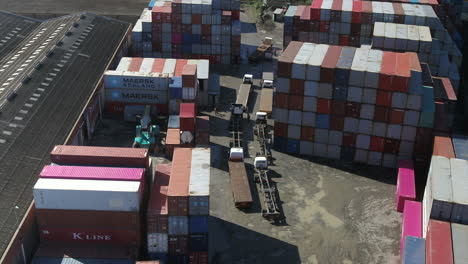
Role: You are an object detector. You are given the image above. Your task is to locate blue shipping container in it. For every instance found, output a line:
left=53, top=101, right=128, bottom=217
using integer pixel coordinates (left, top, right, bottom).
left=422, top=85, right=435, bottom=112
left=189, top=216, right=208, bottom=233
left=452, top=134, right=468, bottom=161
left=402, top=236, right=425, bottom=264
left=316, top=114, right=330, bottom=129
left=418, top=111, right=434, bottom=128
left=170, top=87, right=182, bottom=99
left=182, top=44, right=192, bottom=54
left=168, top=115, right=180, bottom=129
left=189, top=233, right=208, bottom=251
left=274, top=137, right=287, bottom=152
left=340, top=147, right=355, bottom=162
left=148, top=253, right=168, bottom=264
left=333, top=85, right=348, bottom=101
left=287, top=139, right=300, bottom=154
left=191, top=34, right=201, bottom=44
left=182, top=34, right=192, bottom=44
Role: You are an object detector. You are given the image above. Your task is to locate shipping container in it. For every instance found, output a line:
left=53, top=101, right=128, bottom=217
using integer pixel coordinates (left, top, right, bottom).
left=400, top=200, right=422, bottom=257
left=168, top=235, right=189, bottom=255
left=147, top=233, right=168, bottom=253
left=401, top=236, right=425, bottom=264
left=148, top=185, right=169, bottom=233
left=228, top=161, right=253, bottom=208
left=425, top=220, right=453, bottom=264
left=189, top=148, right=210, bottom=215
left=39, top=165, right=144, bottom=184
left=396, top=160, right=416, bottom=212
left=180, top=103, right=196, bottom=132
left=169, top=115, right=181, bottom=129
left=38, top=227, right=140, bottom=246
left=33, top=242, right=137, bottom=260
left=450, top=158, right=468, bottom=224
left=50, top=145, right=149, bottom=169
left=33, top=178, right=142, bottom=212
left=168, top=216, right=189, bottom=235
left=168, top=148, right=193, bottom=215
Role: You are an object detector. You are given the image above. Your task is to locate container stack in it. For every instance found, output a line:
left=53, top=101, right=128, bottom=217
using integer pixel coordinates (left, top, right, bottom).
left=282, top=1, right=462, bottom=89
left=136, top=0, right=241, bottom=64
left=147, top=164, right=171, bottom=263
left=195, top=116, right=210, bottom=146
left=273, top=41, right=434, bottom=168
left=132, top=9, right=153, bottom=57
left=149, top=148, right=210, bottom=263
left=104, top=57, right=212, bottom=116
left=180, top=103, right=196, bottom=145
left=34, top=166, right=144, bottom=247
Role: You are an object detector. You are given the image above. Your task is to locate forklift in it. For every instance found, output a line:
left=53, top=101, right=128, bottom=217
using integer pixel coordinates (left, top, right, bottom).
left=132, top=105, right=159, bottom=150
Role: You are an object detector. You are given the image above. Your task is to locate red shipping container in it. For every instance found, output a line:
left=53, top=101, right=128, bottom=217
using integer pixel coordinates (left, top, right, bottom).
left=432, top=134, right=455, bottom=158
left=50, top=145, right=149, bottom=168
left=345, top=102, right=361, bottom=118
left=290, top=79, right=305, bottom=95
left=330, top=116, right=344, bottom=130
left=148, top=185, right=169, bottom=233
left=152, top=7, right=164, bottom=22
left=350, top=23, right=361, bottom=36
left=342, top=133, right=356, bottom=147
left=390, top=109, right=404, bottom=124
left=162, top=8, right=172, bottom=23
left=319, top=21, right=330, bottom=32
left=278, top=41, right=303, bottom=77
left=379, top=52, right=397, bottom=91
left=189, top=251, right=209, bottom=264
left=370, top=136, right=385, bottom=152
left=288, top=95, right=303, bottom=111
left=374, top=106, right=390, bottom=122
left=166, top=129, right=180, bottom=158
left=310, top=0, right=323, bottom=20
left=168, top=235, right=188, bottom=255
left=300, top=6, right=311, bottom=22
left=384, top=139, right=400, bottom=154
left=321, top=46, right=342, bottom=82
left=361, top=1, right=373, bottom=24
left=192, top=14, right=202, bottom=24
left=128, top=57, right=143, bottom=72
left=273, top=93, right=289, bottom=109
left=392, top=3, right=405, bottom=24
left=301, top=127, right=315, bottom=141
left=39, top=227, right=140, bottom=246
left=433, top=102, right=449, bottom=133
left=351, top=1, right=362, bottom=23
left=201, top=24, right=211, bottom=35
left=339, top=35, right=350, bottom=46
left=155, top=163, right=172, bottom=186
left=426, top=220, right=454, bottom=264
left=317, top=99, right=331, bottom=114
left=36, top=210, right=139, bottom=230
left=168, top=148, right=192, bottom=216
left=172, top=13, right=182, bottom=24
left=105, top=102, right=168, bottom=116
left=231, top=10, right=240, bottom=20
left=331, top=101, right=346, bottom=116
left=394, top=53, right=410, bottom=92
left=330, top=0, right=343, bottom=22
left=414, top=127, right=433, bottom=156
left=174, top=59, right=188, bottom=76
left=274, top=122, right=288, bottom=138
left=180, top=103, right=196, bottom=132
left=376, top=90, right=392, bottom=107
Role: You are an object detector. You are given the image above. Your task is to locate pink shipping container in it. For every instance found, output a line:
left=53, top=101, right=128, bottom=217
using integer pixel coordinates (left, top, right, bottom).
left=172, top=33, right=182, bottom=44
left=50, top=145, right=149, bottom=169
left=400, top=200, right=422, bottom=261
left=39, top=165, right=145, bottom=184
left=396, top=160, right=416, bottom=212
left=167, top=148, right=192, bottom=216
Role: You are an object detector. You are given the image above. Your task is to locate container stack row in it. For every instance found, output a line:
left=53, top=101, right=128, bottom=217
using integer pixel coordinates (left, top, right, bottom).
left=273, top=41, right=434, bottom=168
left=147, top=148, right=210, bottom=263
left=32, top=146, right=150, bottom=258
left=104, top=57, right=213, bottom=116
left=282, top=1, right=461, bottom=90
left=132, top=0, right=241, bottom=64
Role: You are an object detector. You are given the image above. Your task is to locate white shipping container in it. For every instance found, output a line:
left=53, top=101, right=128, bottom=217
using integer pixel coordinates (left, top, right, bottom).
left=189, top=148, right=210, bottom=215
left=148, top=233, right=168, bottom=253
left=450, top=159, right=468, bottom=224
left=372, top=2, right=384, bottom=23
left=349, top=48, right=369, bottom=87
left=163, top=59, right=177, bottom=76
left=372, top=22, right=385, bottom=49
left=292, top=43, right=316, bottom=80
left=382, top=2, right=394, bottom=22
left=402, top=4, right=416, bottom=25
left=320, top=0, right=333, bottom=21
left=33, top=178, right=142, bottom=211
left=313, top=143, right=328, bottom=158
left=428, top=156, right=453, bottom=221
left=139, top=58, right=154, bottom=73
left=452, top=223, right=468, bottom=263
left=413, top=5, right=426, bottom=25
left=132, top=20, right=143, bottom=42
left=341, top=0, right=352, bottom=23
left=395, top=24, right=408, bottom=51
left=304, top=81, right=318, bottom=96
left=384, top=23, right=396, bottom=50
left=116, top=57, right=132, bottom=71
left=141, top=10, right=152, bottom=32
left=106, top=88, right=168, bottom=104
left=306, top=44, right=329, bottom=81
left=364, top=50, right=383, bottom=88
left=407, top=25, right=420, bottom=52
left=418, top=26, right=432, bottom=53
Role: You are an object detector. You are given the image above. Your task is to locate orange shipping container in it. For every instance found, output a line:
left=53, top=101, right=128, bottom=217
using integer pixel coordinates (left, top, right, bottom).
left=167, top=148, right=192, bottom=215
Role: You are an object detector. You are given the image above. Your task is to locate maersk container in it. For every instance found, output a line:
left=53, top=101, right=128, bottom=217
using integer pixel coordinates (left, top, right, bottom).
left=147, top=233, right=168, bottom=253
left=168, top=216, right=189, bottom=235
left=189, top=148, right=210, bottom=215
left=106, top=88, right=168, bottom=104
left=104, top=71, right=169, bottom=90
left=33, top=178, right=142, bottom=211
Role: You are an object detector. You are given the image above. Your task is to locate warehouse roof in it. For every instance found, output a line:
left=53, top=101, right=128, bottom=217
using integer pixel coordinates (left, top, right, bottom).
left=0, top=11, right=130, bottom=256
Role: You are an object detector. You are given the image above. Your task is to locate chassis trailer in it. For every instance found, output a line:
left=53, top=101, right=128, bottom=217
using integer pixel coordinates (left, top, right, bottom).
left=229, top=161, right=253, bottom=208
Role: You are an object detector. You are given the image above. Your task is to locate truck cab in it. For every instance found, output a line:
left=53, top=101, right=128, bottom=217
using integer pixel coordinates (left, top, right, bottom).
left=255, top=112, right=267, bottom=124
left=243, top=74, right=253, bottom=84
left=254, top=156, right=268, bottom=169
left=231, top=103, right=244, bottom=116
left=230, top=147, right=244, bottom=161
left=261, top=79, right=273, bottom=88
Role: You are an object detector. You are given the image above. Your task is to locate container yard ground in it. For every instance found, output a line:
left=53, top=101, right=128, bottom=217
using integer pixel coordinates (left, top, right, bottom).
left=206, top=65, right=402, bottom=264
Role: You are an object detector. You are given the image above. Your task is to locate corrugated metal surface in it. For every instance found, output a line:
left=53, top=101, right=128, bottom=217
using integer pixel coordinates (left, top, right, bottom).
left=38, top=228, right=140, bottom=246
left=452, top=223, right=468, bottom=263
left=147, top=233, right=168, bottom=253
left=106, top=88, right=168, bottom=104
left=401, top=236, right=425, bottom=264
left=450, top=158, right=468, bottom=224
left=168, top=216, right=189, bottom=235
left=40, top=166, right=144, bottom=183
left=189, top=148, right=210, bottom=215
left=33, top=179, right=142, bottom=211
left=168, top=148, right=192, bottom=215
left=426, top=220, right=453, bottom=264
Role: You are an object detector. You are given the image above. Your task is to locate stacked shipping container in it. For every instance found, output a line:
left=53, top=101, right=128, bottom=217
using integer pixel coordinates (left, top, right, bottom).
left=273, top=41, right=433, bottom=168
left=149, top=148, right=210, bottom=263
left=282, top=1, right=461, bottom=90
left=104, top=57, right=212, bottom=116
left=132, top=0, right=241, bottom=64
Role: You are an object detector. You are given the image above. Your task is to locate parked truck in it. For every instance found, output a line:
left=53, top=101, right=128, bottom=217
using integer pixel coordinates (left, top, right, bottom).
left=228, top=150, right=253, bottom=208
left=248, top=37, right=273, bottom=64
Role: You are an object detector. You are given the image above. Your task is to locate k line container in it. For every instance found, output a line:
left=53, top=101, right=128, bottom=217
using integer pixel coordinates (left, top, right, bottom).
left=189, top=148, right=210, bottom=215
left=168, top=148, right=192, bottom=215
left=38, top=227, right=140, bottom=246
left=50, top=145, right=149, bottom=169
left=33, top=178, right=142, bottom=212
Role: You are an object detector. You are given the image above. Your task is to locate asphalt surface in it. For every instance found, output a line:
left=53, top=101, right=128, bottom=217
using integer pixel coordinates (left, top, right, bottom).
left=0, top=12, right=130, bottom=256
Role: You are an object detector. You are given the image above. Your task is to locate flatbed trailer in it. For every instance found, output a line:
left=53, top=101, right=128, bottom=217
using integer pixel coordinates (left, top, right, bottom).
left=259, top=88, right=273, bottom=116
left=229, top=161, right=253, bottom=208
left=254, top=168, right=280, bottom=220
left=248, top=44, right=273, bottom=63
left=254, top=123, right=273, bottom=163
left=235, top=83, right=252, bottom=110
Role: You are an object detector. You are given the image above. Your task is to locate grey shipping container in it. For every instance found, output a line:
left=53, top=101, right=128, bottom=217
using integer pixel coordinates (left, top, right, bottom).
left=452, top=223, right=468, bottom=264
left=168, top=216, right=189, bottom=235
left=402, top=236, right=425, bottom=264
